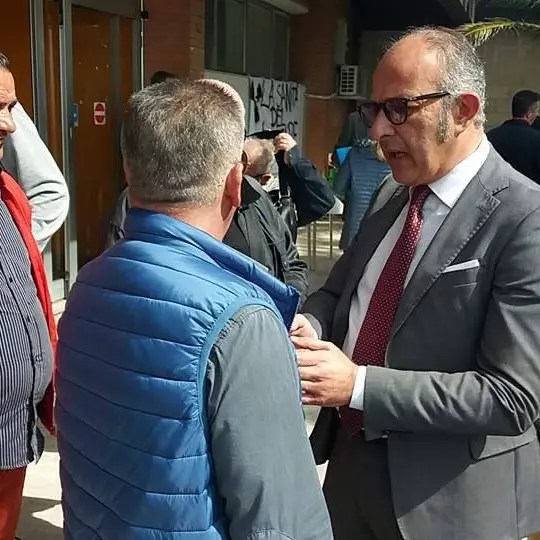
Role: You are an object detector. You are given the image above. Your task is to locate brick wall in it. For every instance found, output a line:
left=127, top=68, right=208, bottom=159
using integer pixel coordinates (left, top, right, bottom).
left=143, top=0, right=359, bottom=173
left=144, top=0, right=205, bottom=82
left=289, top=0, right=351, bottom=173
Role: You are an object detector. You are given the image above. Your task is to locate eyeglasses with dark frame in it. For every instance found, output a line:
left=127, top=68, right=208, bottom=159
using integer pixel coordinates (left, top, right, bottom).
left=359, top=91, right=451, bottom=128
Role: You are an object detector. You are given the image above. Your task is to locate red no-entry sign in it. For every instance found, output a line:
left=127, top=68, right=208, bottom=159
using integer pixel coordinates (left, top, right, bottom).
left=94, top=102, right=106, bottom=126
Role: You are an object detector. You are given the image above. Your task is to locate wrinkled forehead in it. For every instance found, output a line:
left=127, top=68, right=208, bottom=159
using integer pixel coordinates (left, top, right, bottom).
left=371, top=40, right=442, bottom=101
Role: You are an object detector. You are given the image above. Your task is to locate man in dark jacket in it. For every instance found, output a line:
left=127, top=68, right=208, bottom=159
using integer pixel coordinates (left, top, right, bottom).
left=488, top=89, right=540, bottom=184
left=246, top=132, right=335, bottom=240
left=105, top=175, right=309, bottom=302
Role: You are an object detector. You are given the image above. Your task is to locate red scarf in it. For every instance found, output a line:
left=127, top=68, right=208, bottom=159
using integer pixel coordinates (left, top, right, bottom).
left=0, top=169, right=57, bottom=435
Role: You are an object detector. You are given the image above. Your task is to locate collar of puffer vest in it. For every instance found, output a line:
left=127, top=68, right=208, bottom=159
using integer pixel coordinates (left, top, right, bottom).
left=124, top=207, right=299, bottom=328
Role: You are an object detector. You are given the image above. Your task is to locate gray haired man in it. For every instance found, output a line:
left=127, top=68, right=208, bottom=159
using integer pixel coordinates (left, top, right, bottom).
left=292, top=27, right=540, bottom=540
left=244, top=137, right=281, bottom=192
left=56, top=78, right=332, bottom=539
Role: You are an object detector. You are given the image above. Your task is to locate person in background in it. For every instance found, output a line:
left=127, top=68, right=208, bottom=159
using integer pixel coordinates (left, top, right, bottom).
left=334, top=138, right=391, bottom=250
left=149, top=70, right=176, bottom=85
left=107, top=127, right=309, bottom=303
left=0, top=51, right=56, bottom=540
left=106, top=162, right=309, bottom=303
left=247, top=131, right=336, bottom=241
left=1, top=102, right=69, bottom=252
left=487, top=89, right=540, bottom=184
left=243, top=137, right=281, bottom=192
left=56, top=78, right=332, bottom=540
left=225, top=151, right=309, bottom=303
left=335, top=107, right=368, bottom=149
left=293, top=27, right=540, bottom=540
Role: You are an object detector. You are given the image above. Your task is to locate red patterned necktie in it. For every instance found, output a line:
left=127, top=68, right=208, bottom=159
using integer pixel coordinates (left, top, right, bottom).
left=339, top=185, right=431, bottom=437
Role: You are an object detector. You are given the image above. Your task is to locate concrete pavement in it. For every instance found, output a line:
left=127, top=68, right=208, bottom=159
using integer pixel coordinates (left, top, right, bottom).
left=16, top=434, right=62, bottom=539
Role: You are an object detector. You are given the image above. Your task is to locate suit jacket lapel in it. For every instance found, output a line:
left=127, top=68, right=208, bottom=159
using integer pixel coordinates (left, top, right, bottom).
left=333, top=186, right=409, bottom=346
left=391, top=161, right=503, bottom=339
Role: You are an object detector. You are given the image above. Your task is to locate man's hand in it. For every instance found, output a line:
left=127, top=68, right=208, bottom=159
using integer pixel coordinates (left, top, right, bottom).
left=327, top=152, right=335, bottom=167
left=274, top=133, right=297, bottom=165
left=292, top=336, right=358, bottom=407
left=290, top=314, right=318, bottom=339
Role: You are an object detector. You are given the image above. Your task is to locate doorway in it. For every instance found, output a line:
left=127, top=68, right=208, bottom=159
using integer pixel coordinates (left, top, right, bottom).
left=0, top=1, right=34, bottom=116
left=0, top=0, right=140, bottom=294
left=68, top=1, right=139, bottom=267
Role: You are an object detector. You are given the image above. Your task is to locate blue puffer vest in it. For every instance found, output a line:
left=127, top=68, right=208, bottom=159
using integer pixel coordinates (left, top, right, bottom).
left=56, top=209, right=299, bottom=539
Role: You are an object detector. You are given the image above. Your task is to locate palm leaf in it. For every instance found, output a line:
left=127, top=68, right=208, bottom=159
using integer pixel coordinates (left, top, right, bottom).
left=458, top=18, right=540, bottom=46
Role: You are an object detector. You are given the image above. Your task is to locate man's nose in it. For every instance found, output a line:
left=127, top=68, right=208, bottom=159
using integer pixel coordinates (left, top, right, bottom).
left=369, top=108, right=395, bottom=141
left=0, top=110, right=16, bottom=135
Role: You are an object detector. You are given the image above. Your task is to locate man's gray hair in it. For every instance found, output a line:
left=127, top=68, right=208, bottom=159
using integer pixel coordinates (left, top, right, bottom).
left=121, top=78, right=245, bottom=206
left=396, top=26, right=486, bottom=128
left=246, top=137, right=278, bottom=177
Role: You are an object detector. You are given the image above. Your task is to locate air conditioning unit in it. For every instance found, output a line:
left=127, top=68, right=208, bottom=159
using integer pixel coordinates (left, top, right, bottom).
left=338, top=65, right=359, bottom=97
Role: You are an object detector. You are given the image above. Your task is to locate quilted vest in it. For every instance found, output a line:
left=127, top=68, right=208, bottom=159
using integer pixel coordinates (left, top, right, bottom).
left=56, top=209, right=299, bottom=539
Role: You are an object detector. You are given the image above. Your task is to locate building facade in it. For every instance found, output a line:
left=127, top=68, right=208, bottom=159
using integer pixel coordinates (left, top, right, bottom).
left=2, top=0, right=475, bottom=301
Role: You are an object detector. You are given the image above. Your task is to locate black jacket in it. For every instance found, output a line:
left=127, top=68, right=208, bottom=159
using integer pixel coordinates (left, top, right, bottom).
left=271, top=146, right=335, bottom=233
left=487, top=119, right=540, bottom=185
left=105, top=177, right=309, bottom=303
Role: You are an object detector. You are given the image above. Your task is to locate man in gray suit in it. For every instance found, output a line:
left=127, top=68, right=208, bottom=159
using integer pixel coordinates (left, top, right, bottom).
left=291, top=27, right=540, bottom=540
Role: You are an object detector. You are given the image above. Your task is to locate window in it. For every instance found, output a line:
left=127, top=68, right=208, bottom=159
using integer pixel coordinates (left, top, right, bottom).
left=205, top=0, right=245, bottom=73
left=273, top=12, right=289, bottom=81
left=205, top=0, right=216, bottom=67
left=217, top=0, right=245, bottom=74
left=245, top=3, right=273, bottom=77
left=206, top=0, right=290, bottom=80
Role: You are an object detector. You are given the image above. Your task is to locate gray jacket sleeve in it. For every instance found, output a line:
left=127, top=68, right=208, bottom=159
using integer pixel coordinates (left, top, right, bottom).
left=207, top=305, right=333, bottom=540
left=2, top=103, right=69, bottom=251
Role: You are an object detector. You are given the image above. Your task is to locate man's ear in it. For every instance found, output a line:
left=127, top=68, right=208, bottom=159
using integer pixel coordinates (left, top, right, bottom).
left=453, top=93, right=481, bottom=132
left=224, top=164, right=243, bottom=209
left=122, top=157, right=132, bottom=185
left=259, top=173, right=272, bottom=186
left=525, top=109, right=538, bottom=125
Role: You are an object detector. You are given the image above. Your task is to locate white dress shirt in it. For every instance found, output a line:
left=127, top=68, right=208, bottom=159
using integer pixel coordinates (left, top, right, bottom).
left=345, top=137, right=491, bottom=411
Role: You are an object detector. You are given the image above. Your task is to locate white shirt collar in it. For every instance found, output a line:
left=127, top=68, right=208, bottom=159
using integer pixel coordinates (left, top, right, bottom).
left=428, top=136, right=490, bottom=209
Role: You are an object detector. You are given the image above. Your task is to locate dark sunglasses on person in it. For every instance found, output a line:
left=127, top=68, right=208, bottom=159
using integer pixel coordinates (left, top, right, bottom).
left=359, top=91, right=450, bottom=128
